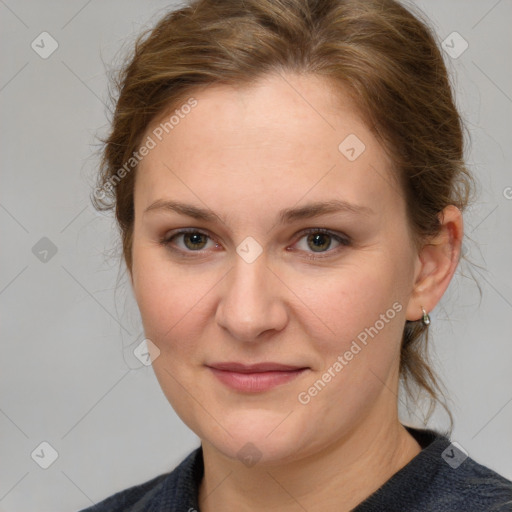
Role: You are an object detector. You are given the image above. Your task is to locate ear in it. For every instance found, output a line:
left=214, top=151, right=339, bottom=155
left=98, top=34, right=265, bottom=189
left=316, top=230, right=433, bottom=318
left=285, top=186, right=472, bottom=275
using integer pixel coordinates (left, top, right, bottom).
left=405, top=205, right=463, bottom=321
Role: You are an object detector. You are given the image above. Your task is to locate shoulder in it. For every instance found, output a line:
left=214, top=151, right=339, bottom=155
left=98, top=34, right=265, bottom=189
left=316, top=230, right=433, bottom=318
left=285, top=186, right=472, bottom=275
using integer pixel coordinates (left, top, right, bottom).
left=355, top=428, right=512, bottom=512
left=76, top=447, right=203, bottom=512
left=417, top=429, right=512, bottom=509
left=76, top=472, right=169, bottom=512
left=432, top=449, right=512, bottom=510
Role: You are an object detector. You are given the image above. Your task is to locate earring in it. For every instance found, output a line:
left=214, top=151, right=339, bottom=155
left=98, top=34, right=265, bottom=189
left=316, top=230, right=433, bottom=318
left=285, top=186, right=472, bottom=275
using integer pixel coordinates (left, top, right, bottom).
left=421, top=306, right=431, bottom=326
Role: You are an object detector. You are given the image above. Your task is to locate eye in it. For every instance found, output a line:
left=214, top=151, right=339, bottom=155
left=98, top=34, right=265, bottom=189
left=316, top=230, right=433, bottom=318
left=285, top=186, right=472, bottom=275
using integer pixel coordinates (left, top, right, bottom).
left=160, top=229, right=218, bottom=254
left=292, top=228, right=351, bottom=259
left=160, top=228, right=351, bottom=259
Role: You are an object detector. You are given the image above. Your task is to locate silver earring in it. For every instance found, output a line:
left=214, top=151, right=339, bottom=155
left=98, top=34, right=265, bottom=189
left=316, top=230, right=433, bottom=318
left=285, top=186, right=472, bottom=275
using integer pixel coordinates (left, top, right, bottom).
left=421, top=306, right=430, bottom=326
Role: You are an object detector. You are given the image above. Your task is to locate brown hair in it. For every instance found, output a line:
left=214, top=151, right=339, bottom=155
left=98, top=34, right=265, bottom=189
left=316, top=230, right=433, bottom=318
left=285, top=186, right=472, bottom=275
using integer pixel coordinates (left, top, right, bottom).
left=92, top=0, right=474, bottom=422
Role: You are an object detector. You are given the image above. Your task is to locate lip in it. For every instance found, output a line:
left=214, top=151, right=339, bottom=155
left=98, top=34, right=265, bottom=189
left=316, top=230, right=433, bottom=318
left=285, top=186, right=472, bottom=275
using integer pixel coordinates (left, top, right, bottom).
left=208, top=362, right=306, bottom=372
left=206, top=362, right=309, bottom=393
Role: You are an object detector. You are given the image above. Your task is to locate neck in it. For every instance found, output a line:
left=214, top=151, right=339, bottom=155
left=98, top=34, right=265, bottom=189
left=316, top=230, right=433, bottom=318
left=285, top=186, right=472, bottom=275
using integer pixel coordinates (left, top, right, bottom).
left=198, top=414, right=421, bottom=512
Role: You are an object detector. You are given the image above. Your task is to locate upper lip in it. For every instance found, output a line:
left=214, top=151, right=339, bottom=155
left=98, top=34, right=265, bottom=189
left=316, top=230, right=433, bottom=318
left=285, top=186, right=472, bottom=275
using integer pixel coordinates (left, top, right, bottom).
left=207, top=362, right=307, bottom=373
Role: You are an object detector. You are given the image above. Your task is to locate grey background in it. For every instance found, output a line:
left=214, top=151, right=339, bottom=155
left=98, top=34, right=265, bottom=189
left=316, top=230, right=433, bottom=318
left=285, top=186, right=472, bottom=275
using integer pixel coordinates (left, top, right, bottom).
left=0, top=1, right=511, bottom=510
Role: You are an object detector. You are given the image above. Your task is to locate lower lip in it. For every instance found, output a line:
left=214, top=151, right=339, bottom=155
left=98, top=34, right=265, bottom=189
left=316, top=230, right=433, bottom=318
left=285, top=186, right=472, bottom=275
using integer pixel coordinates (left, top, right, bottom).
left=208, top=367, right=307, bottom=392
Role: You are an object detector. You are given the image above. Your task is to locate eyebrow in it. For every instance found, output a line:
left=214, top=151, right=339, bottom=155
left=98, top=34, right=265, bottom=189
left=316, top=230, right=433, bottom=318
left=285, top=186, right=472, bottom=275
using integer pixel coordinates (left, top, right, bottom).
left=143, top=199, right=375, bottom=224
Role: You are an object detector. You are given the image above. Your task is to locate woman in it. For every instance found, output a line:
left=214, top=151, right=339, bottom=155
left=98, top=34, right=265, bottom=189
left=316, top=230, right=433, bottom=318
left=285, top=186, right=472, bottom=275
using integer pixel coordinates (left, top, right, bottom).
left=82, top=0, right=512, bottom=510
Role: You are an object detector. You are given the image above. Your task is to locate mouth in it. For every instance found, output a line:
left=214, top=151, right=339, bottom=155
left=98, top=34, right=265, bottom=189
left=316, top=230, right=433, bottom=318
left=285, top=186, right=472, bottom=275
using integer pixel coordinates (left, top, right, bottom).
left=206, top=362, right=309, bottom=393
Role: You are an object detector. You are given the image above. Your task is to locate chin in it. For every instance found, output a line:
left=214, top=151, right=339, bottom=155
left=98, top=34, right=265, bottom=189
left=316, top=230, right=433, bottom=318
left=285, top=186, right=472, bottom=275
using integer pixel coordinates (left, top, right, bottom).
left=198, top=409, right=314, bottom=466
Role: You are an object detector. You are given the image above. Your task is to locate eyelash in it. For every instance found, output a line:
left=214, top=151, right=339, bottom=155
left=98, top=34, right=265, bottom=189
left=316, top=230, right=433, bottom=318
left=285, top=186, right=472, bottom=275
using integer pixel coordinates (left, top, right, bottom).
left=159, top=228, right=352, bottom=261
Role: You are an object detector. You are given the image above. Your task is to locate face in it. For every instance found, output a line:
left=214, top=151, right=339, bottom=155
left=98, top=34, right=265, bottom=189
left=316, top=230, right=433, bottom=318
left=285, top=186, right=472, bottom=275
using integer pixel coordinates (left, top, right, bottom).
left=130, top=72, right=420, bottom=465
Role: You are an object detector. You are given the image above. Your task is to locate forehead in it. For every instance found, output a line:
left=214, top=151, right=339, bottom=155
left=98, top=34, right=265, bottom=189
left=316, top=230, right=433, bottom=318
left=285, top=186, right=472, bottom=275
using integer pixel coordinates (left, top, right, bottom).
left=135, top=72, right=401, bottom=224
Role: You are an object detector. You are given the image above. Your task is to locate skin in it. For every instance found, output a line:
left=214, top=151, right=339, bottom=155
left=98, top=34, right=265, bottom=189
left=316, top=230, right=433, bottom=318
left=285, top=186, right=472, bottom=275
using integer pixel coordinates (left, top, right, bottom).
left=129, top=72, right=463, bottom=511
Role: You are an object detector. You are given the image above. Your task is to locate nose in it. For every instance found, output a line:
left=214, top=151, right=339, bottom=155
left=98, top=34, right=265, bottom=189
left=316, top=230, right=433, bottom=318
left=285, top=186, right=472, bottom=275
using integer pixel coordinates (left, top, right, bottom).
left=215, top=253, right=288, bottom=343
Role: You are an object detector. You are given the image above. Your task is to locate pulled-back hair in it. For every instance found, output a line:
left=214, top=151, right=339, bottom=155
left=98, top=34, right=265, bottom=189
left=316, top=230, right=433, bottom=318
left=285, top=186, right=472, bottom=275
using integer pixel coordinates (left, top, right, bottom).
left=92, top=0, right=475, bottom=422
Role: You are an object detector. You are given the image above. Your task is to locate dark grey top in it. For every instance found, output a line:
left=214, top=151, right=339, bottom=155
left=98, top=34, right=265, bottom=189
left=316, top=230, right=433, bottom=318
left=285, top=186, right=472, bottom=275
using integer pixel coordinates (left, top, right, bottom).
left=78, top=428, right=512, bottom=511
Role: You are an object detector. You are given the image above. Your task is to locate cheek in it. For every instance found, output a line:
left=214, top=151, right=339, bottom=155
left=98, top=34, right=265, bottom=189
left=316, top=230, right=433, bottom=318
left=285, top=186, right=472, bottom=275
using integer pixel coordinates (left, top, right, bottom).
left=291, top=258, right=408, bottom=416
left=295, top=258, right=407, bottom=354
left=131, top=250, right=215, bottom=417
left=131, top=246, right=218, bottom=357
left=293, top=266, right=406, bottom=424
